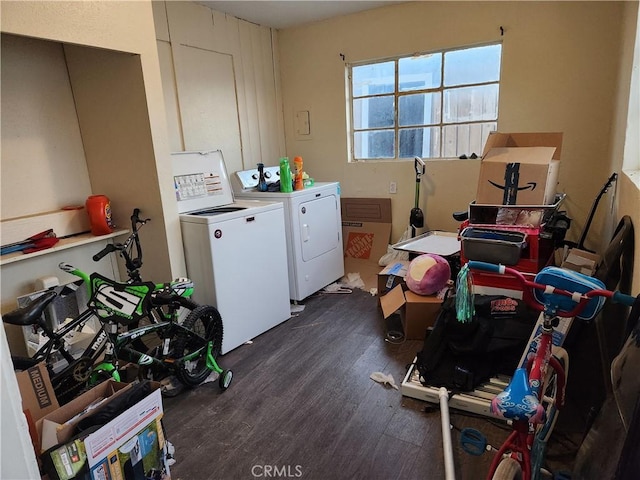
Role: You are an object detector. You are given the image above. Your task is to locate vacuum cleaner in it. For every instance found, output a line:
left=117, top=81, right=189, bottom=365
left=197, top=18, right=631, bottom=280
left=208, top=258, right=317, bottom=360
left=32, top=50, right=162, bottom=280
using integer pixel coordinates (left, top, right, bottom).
left=410, top=156, right=426, bottom=238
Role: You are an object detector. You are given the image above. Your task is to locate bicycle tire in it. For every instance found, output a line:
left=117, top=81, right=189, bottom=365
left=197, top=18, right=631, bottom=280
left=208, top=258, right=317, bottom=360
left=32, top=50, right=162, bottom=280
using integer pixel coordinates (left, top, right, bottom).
left=492, top=457, right=522, bottom=480
left=173, top=305, right=223, bottom=387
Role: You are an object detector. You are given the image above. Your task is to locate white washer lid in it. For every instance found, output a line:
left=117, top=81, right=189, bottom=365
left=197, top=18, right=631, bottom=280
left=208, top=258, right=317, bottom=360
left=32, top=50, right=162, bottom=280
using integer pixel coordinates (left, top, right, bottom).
left=172, top=150, right=235, bottom=213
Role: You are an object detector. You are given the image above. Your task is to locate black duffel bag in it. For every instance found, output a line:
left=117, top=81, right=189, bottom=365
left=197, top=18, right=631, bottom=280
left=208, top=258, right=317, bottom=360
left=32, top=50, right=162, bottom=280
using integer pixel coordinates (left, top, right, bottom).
left=415, top=294, right=539, bottom=392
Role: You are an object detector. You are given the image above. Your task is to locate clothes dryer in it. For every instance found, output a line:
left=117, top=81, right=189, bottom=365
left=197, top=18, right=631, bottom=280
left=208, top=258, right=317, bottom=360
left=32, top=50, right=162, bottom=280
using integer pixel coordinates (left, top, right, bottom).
left=233, top=166, right=344, bottom=301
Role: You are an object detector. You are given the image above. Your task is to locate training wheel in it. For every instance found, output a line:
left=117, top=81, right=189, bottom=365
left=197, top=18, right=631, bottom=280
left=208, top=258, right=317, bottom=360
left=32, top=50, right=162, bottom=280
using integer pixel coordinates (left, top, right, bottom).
left=219, top=369, right=233, bottom=390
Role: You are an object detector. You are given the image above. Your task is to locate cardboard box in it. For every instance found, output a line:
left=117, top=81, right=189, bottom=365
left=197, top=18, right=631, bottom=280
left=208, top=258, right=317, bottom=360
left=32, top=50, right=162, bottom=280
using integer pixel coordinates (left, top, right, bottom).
left=341, top=197, right=392, bottom=261
left=16, top=362, right=60, bottom=423
left=379, top=284, right=443, bottom=340
left=87, top=415, right=166, bottom=480
left=402, top=291, right=443, bottom=340
left=39, top=381, right=167, bottom=480
left=38, top=380, right=133, bottom=453
left=84, top=388, right=165, bottom=480
left=477, top=132, right=563, bottom=205
left=16, top=362, right=60, bottom=455
left=377, top=261, right=409, bottom=297
left=561, top=248, right=600, bottom=276
left=341, top=198, right=392, bottom=289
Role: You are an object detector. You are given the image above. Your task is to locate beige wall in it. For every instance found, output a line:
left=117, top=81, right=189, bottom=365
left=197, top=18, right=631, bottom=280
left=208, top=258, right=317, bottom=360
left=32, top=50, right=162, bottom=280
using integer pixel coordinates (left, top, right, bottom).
left=0, top=34, right=92, bottom=220
left=617, top=3, right=640, bottom=294
left=278, top=1, right=633, bottom=252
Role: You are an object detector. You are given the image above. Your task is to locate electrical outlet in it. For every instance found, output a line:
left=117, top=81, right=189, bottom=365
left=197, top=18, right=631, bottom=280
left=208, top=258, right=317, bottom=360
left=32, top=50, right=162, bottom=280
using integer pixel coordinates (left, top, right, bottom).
left=389, top=181, right=397, bottom=194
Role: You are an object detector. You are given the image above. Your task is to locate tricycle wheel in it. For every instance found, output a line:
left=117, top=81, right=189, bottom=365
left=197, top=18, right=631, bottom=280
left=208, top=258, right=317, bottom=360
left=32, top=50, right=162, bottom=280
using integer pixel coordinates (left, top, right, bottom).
left=219, top=369, right=233, bottom=390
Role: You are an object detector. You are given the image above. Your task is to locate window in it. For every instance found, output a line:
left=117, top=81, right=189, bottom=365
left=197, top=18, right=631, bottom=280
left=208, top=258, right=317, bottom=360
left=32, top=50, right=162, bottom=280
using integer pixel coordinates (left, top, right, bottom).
left=347, top=43, right=502, bottom=161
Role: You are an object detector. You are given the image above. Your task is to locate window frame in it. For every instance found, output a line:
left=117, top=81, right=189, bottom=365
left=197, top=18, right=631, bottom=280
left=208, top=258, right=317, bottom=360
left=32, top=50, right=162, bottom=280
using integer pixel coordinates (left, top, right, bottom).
left=346, top=42, right=502, bottom=162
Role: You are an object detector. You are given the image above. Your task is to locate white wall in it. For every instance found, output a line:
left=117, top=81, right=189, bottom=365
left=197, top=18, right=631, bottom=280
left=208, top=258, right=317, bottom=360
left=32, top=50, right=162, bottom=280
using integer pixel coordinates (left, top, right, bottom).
left=277, top=1, right=634, bottom=253
left=0, top=324, right=40, bottom=480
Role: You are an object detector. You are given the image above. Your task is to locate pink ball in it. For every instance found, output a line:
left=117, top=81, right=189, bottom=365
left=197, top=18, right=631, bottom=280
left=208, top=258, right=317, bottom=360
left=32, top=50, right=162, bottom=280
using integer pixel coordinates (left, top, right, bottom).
left=405, top=254, right=451, bottom=296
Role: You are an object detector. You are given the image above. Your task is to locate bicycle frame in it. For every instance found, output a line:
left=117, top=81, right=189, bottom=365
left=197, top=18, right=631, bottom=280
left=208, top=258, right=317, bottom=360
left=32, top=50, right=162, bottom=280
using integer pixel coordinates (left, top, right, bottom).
left=28, top=308, right=109, bottom=371
left=100, top=318, right=216, bottom=370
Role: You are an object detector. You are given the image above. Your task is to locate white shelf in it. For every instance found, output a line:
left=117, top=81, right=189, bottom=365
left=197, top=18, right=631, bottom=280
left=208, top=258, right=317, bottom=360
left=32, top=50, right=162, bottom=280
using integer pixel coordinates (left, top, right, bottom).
left=0, top=229, right=129, bottom=266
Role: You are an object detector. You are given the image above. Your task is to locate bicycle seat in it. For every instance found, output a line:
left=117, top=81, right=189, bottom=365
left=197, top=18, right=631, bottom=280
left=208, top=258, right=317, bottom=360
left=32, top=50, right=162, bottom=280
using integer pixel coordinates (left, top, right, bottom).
left=490, top=367, right=546, bottom=423
left=3, top=290, right=57, bottom=326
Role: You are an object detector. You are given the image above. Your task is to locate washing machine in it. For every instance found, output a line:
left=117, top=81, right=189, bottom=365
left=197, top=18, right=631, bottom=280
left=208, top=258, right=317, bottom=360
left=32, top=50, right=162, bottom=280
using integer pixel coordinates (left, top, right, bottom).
left=173, top=151, right=291, bottom=354
left=232, top=165, right=344, bottom=302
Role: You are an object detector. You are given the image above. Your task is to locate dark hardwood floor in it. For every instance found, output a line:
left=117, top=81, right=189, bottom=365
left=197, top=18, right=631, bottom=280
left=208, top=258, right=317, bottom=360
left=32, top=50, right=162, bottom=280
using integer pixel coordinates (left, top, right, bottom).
left=162, top=289, right=576, bottom=480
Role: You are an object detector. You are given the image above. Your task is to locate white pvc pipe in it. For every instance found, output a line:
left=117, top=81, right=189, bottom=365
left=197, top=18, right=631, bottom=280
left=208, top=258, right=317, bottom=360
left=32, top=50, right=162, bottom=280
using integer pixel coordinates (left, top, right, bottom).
left=439, top=387, right=456, bottom=480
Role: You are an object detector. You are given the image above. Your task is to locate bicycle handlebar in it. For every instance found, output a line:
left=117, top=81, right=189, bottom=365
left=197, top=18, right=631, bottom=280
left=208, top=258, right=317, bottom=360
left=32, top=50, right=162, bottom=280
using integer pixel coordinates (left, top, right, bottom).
left=92, top=243, right=116, bottom=262
left=91, top=208, right=149, bottom=281
left=467, top=260, right=636, bottom=317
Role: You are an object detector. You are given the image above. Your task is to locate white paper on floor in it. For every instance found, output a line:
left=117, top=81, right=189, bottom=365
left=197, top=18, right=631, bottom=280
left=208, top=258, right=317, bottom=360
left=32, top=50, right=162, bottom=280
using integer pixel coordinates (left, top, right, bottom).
left=340, top=272, right=365, bottom=290
left=323, top=282, right=353, bottom=294
left=204, top=370, right=220, bottom=383
left=370, top=371, right=399, bottom=390
left=291, top=304, right=306, bottom=314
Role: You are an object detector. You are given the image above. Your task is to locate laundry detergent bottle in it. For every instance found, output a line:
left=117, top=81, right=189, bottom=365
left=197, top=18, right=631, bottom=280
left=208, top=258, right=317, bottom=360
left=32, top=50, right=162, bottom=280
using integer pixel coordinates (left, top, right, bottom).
left=257, top=163, right=268, bottom=192
left=279, top=157, right=293, bottom=193
left=293, top=156, right=304, bottom=190
left=86, top=194, right=115, bottom=235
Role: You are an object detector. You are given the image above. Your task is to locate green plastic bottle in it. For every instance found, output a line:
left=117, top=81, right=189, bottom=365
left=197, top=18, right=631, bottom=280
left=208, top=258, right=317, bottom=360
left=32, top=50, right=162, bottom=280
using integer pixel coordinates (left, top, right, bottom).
left=279, top=157, right=293, bottom=193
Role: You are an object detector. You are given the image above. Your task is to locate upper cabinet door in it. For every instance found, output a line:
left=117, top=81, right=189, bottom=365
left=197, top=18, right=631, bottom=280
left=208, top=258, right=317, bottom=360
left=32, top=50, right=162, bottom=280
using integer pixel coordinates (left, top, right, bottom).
left=172, top=45, right=243, bottom=175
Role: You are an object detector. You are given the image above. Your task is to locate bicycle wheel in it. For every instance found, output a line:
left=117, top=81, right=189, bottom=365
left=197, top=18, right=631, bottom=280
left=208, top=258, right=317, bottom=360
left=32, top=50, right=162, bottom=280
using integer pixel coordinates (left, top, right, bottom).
left=173, top=305, right=223, bottom=387
left=492, top=457, right=522, bottom=480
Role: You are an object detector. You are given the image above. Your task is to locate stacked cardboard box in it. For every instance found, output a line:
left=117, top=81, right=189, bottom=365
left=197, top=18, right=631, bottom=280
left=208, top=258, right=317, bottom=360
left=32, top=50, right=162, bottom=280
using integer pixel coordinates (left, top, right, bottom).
left=476, top=132, right=563, bottom=206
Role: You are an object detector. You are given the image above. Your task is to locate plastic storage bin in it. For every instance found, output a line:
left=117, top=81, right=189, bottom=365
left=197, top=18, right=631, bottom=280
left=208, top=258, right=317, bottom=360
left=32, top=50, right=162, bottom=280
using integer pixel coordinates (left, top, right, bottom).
left=461, top=227, right=527, bottom=265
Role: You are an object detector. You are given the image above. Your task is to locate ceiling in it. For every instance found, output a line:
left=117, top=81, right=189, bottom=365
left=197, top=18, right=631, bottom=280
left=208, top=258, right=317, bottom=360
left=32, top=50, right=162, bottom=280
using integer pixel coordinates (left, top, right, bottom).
left=196, top=1, right=406, bottom=29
